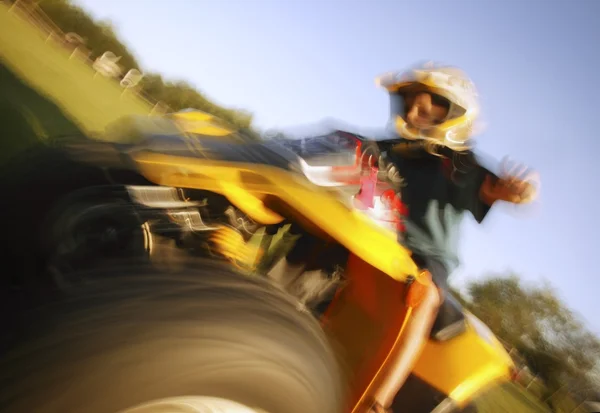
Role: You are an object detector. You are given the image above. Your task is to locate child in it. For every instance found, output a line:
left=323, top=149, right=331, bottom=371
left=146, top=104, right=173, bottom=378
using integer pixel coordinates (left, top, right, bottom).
left=368, top=63, right=538, bottom=412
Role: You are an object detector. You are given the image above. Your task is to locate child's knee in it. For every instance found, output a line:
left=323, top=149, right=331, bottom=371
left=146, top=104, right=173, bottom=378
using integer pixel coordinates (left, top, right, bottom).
left=425, top=285, right=443, bottom=315
left=418, top=284, right=442, bottom=316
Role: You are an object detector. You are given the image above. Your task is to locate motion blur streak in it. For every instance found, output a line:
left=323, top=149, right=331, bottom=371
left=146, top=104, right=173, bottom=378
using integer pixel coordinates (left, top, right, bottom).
left=0, top=259, right=345, bottom=413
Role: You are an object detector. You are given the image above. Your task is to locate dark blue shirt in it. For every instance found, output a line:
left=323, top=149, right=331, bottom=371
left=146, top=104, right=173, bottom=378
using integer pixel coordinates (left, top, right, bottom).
left=377, top=139, right=496, bottom=273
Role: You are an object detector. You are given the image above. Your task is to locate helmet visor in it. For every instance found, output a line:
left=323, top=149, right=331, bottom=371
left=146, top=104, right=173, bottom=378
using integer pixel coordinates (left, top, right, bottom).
left=390, top=85, right=466, bottom=126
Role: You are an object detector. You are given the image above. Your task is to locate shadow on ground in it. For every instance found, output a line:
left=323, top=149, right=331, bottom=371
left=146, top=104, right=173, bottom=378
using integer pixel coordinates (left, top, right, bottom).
left=0, top=62, right=83, bottom=165
left=0, top=62, right=107, bottom=311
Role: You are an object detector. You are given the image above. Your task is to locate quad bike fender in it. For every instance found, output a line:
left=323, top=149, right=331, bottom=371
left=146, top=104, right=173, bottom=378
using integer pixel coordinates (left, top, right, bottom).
left=130, top=149, right=514, bottom=410
left=321, top=253, right=423, bottom=412
left=410, top=311, right=515, bottom=409
left=131, top=151, right=420, bottom=283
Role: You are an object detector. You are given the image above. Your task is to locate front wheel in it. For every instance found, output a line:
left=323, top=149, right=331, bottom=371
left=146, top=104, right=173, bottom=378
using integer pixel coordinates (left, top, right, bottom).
left=121, top=396, right=271, bottom=412
left=0, top=261, right=345, bottom=413
left=432, top=401, right=479, bottom=413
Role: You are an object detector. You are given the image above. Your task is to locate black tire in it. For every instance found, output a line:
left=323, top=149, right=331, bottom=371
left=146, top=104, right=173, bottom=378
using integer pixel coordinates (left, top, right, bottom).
left=0, top=260, right=345, bottom=413
left=0, top=144, right=112, bottom=287
left=42, top=197, right=152, bottom=279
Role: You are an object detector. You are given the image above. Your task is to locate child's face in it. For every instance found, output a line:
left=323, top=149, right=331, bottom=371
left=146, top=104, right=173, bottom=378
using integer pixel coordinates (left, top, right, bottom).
left=403, top=91, right=450, bottom=129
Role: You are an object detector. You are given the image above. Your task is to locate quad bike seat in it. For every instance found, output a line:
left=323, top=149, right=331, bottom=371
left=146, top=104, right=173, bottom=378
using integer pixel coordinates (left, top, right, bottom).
left=430, top=293, right=467, bottom=341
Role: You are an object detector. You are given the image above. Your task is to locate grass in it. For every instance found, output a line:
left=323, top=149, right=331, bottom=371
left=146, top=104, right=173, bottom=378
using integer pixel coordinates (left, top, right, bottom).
left=474, top=382, right=552, bottom=413
left=0, top=2, right=152, bottom=163
left=0, top=4, right=559, bottom=413
left=0, top=62, right=82, bottom=165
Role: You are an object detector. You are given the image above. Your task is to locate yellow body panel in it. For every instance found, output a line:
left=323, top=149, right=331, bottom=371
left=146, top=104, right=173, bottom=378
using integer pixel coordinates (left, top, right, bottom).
left=170, top=110, right=236, bottom=137
left=132, top=151, right=419, bottom=283
left=412, top=312, right=515, bottom=406
left=323, top=254, right=414, bottom=412
left=131, top=148, right=514, bottom=411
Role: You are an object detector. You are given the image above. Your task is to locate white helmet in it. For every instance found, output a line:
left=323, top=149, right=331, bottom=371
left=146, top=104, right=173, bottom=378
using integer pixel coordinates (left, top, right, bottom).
left=376, top=62, right=481, bottom=152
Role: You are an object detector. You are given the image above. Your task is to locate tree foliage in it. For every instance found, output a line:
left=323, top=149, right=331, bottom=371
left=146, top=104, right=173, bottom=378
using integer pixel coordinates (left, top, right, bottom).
left=138, top=74, right=253, bottom=129
left=34, top=0, right=253, bottom=130
left=460, top=274, right=600, bottom=397
left=36, top=0, right=140, bottom=71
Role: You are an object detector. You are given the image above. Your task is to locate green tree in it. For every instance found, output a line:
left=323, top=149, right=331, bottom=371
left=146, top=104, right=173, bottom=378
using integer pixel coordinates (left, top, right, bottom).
left=138, top=75, right=253, bottom=130
left=463, top=274, right=600, bottom=397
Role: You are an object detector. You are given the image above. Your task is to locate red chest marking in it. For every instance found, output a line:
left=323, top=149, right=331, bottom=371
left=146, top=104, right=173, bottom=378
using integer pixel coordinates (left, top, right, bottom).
left=441, top=158, right=453, bottom=180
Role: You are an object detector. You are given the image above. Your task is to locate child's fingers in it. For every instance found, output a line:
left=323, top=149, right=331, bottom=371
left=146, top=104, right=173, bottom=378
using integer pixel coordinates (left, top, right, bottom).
left=494, top=176, right=538, bottom=203
left=500, top=156, right=519, bottom=177
left=516, top=169, right=541, bottom=197
left=512, top=178, right=539, bottom=203
left=500, top=159, right=541, bottom=195
left=502, top=160, right=528, bottom=180
left=500, top=157, right=536, bottom=180
left=511, top=163, right=529, bottom=181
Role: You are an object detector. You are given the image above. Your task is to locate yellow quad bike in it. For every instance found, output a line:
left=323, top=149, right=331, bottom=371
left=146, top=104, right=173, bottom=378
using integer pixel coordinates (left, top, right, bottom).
left=0, top=114, right=515, bottom=413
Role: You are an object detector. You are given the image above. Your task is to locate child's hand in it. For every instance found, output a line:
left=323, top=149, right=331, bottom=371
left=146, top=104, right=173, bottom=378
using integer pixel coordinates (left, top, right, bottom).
left=481, top=158, right=540, bottom=204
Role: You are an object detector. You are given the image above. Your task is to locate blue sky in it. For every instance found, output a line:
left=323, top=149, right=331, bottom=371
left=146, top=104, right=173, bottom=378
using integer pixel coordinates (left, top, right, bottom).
left=75, top=0, right=600, bottom=332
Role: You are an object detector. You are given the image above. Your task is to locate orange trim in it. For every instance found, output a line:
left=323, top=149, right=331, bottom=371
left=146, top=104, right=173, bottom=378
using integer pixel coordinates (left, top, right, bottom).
left=406, top=271, right=433, bottom=308
left=351, top=306, right=415, bottom=413
left=319, top=253, right=419, bottom=412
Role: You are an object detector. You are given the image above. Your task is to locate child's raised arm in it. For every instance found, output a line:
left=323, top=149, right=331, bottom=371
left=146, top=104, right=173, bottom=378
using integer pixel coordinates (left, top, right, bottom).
left=479, top=158, right=539, bottom=205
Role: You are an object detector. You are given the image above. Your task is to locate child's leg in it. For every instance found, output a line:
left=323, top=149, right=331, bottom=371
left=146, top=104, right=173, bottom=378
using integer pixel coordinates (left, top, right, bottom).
left=371, top=282, right=441, bottom=410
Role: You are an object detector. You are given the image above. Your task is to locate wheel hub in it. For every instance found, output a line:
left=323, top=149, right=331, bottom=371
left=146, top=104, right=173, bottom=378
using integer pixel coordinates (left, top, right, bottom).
left=120, top=396, right=268, bottom=413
